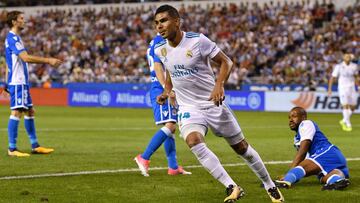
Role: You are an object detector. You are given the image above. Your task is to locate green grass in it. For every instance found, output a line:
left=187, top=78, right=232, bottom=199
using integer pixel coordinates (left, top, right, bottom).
left=0, top=106, right=359, bottom=203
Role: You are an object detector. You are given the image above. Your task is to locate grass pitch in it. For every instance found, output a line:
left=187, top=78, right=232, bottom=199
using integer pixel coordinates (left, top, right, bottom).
left=0, top=106, right=359, bottom=203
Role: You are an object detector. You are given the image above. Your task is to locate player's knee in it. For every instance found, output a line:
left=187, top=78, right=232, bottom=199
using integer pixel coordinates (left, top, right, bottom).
left=165, top=122, right=176, bottom=134
left=231, top=139, right=248, bottom=155
left=11, top=110, right=23, bottom=118
left=186, top=132, right=204, bottom=148
left=181, top=124, right=207, bottom=147
left=27, top=108, right=35, bottom=116
left=321, top=169, right=345, bottom=184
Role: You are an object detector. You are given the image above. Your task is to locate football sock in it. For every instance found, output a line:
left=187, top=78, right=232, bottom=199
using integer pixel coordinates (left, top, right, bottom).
left=191, top=143, right=236, bottom=187
left=346, top=109, right=352, bottom=127
left=239, top=145, right=275, bottom=190
left=141, top=126, right=169, bottom=160
left=164, top=135, right=178, bottom=169
left=283, top=166, right=306, bottom=184
left=327, top=174, right=343, bottom=184
left=8, top=115, right=20, bottom=151
left=24, top=116, right=40, bottom=149
left=342, top=109, right=347, bottom=123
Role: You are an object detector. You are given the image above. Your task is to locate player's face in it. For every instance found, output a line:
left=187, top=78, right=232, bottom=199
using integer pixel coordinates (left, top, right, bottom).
left=343, top=54, right=351, bottom=64
left=154, top=12, right=178, bottom=40
left=14, top=14, right=25, bottom=30
left=288, top=110, right=303, bottom=131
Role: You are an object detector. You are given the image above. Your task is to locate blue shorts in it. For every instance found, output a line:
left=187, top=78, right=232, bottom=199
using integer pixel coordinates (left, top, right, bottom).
left=151, top=98, right=177, bottom=125
left=8, top=84, right=33, bottom=110
left=308, top=145, right=349, bottom=178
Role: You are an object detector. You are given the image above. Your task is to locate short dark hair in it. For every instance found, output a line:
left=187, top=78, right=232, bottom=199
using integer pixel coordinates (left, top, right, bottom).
left=155, top=4, right=180, bottom=19
left=291, top=106, right=307, bottom=118
left=7, top=10, right=23, bottom=28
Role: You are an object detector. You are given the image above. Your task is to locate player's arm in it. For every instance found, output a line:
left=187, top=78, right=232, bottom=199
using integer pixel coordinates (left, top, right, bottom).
left=328, top=76, right=335, bottom=96
left=209, top=50, right=233, bottom=106
left=355, top=69, right=360, bottom=92
left=154, top=62, right=176, bottom=106
left=3, top=63, right=9, bottom=93
left=328, top=64, right=339, bottom=96
left=157, top=69, right=174, bottom=105
left=154, top=62, right=166, bottom=88
left=290, top=121, right=315, bottom=167
left=18, top=51, right=63, bottom=67
left=290, top=140, right=311, bottom=168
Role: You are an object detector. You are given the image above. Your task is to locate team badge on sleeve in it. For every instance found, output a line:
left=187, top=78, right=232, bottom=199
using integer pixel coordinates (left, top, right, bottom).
left=15, top=42, right=24, bottom=50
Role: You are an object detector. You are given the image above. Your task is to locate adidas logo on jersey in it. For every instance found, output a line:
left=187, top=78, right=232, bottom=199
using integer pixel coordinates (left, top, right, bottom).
left=162, top=111, right=169, bottom=117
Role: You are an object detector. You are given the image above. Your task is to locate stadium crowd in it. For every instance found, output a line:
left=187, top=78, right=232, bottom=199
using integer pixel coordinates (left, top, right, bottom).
left=0, top=0, right=358, bottom=89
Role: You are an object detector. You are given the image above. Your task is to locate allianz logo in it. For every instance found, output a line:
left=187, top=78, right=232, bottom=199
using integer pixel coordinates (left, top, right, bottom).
left=224, top=93, right=262, bottom=109
left=72, top=91, right=111, bottom=106
left=71, top=91, right=152, bottom=107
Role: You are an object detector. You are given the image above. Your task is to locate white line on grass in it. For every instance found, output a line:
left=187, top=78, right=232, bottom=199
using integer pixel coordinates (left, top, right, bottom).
left=1, top=157, right=360, bottom=180
left=0, top=124, right=359, bottom=132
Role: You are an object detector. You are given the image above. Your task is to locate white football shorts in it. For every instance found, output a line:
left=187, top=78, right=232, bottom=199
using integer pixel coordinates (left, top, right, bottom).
left=178, top=104, right=244, bottom=145
left=338, top=86, right=357, bottom=106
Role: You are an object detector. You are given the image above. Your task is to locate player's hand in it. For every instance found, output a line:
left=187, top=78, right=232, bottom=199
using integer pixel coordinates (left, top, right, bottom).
left=208, top=83, right=225, bottom=106
left=328, top=89, right=332, bottom=97
left=327, top=90, right=332, bottom=97
left=4, top=84, right=9, bottom=94
left=168, top=90, right=177, bottom=107
left=1, top=84, right=9, bottom=95
left=48, top=58, right=63, bottom=67
left=157, top=93, right=168, bottom=105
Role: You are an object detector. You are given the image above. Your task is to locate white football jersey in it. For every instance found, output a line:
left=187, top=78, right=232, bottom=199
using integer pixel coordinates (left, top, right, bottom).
left=154, top=32, right=220, bottom=108
left=331, top=61, right=358, bottom=89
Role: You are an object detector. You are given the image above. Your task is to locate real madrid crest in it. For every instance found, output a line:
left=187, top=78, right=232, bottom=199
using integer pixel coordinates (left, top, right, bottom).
left=186, top=50, right=193, bottom=58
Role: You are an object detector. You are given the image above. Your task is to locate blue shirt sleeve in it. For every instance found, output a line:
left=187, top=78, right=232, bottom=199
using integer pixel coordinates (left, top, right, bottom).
left=151, top=46, right=161, bottom=63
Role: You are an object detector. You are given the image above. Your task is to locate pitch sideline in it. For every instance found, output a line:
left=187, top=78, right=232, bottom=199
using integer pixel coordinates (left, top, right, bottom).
left=1, top=157, right=360, bottom=180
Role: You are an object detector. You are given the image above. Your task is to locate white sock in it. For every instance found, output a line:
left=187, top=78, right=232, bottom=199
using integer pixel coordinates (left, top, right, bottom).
left=240, top=145, right=275, bottom=190
left=191, top=143, right=236, bottom=187
left=342, top=109, right=347, bottom=123
left=346, top=109, right=352, bottom=127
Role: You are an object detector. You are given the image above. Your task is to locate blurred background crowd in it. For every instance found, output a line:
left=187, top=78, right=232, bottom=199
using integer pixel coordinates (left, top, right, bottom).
left=0, top=0, right=358, bottom=89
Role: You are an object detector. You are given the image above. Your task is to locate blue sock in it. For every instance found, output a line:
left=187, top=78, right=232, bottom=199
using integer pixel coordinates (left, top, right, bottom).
left=141, top=127, right=169, bottom=160
left=164, top=135, right=178, bottom=170
left=283, top=166, right=306, bottom=184
left=24, top=116, right=40, bottom=149
left=327, top=174, right=343, bottom=184
left=8, top=116, right=20, bottom=151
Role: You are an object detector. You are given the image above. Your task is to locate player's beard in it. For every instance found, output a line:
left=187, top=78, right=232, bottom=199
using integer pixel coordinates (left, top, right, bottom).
left=167, top=29, right=177, bottom=42
left=289, top=121, right=298, bottom=131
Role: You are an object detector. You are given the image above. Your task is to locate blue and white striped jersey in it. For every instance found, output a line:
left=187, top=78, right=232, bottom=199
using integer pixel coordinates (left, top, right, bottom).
left=5, top=31, right=28, bottom=85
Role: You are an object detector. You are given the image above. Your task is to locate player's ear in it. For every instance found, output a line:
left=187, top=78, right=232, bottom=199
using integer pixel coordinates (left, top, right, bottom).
left=175, top=17, right=181, bottom=27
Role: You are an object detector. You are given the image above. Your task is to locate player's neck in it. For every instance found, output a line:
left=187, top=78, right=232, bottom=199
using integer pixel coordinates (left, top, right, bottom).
left=168, top=30, right=183, bottom=47
left=10, top=27, right=20, bottom=35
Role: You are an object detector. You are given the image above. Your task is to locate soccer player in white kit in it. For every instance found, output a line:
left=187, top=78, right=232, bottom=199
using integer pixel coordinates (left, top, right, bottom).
left=153, top=5, right=284, bottom=203
left=328, top=54, right=359, bottom=132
